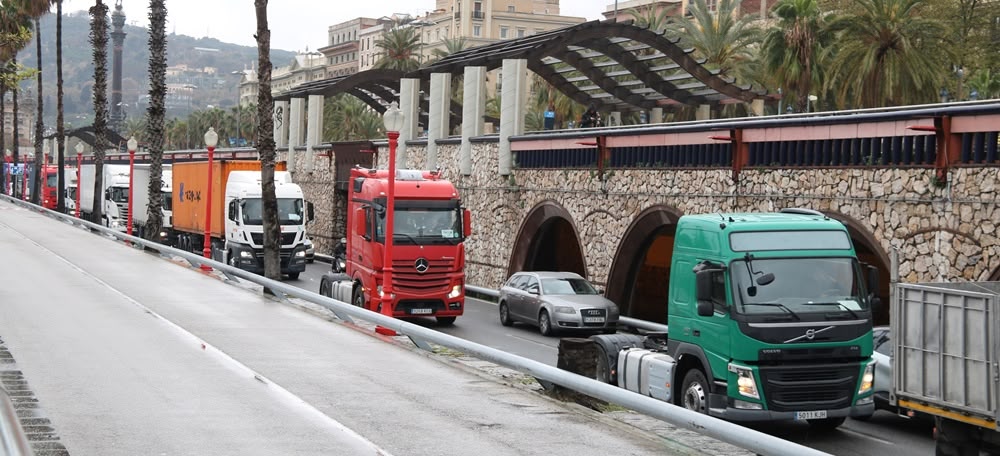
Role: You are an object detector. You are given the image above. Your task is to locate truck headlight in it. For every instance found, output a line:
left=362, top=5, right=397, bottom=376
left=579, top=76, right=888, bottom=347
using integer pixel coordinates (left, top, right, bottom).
left=554, top=306, right=576, bottom=314
left=377, top=285, right=384, bottom=297
left=447, top=284, right=462, bottom=299
left=294, top=250, right=305, bottom=258
left=729, top=363, right=759, bottom=399
left=240, top=250, right=253, bottom=258
left=859, top=361, right=875, bottom=394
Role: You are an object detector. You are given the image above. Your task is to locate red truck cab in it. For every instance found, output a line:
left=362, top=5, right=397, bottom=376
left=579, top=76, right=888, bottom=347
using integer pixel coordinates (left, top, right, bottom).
left=345, top=167, right=470, bottom=325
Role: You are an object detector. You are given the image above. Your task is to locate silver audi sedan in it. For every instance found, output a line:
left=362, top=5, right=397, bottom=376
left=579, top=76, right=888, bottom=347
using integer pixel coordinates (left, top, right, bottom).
left=498, top=271, right=619, bottom=336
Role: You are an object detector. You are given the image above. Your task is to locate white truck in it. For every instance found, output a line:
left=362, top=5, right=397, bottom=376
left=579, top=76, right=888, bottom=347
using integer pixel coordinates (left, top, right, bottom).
left=893, top=281, right=1000, bottom=455
left=131, top=164, right=174, bottom=245
left=172, top=160, right=313, bottom=279
left=79, top=163, right=130, bottom=230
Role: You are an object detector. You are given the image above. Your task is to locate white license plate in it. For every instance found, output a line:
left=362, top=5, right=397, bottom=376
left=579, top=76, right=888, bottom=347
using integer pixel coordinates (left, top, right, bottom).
left=795, top=410, right=827, bottom=420
left=410, top=308, right=433, bottom=315
left=583, top=316, right=606, bottom=323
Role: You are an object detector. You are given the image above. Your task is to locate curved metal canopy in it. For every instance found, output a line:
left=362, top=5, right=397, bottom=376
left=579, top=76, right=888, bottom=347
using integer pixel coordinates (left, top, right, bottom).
left=274, top=19, right=767, bottom=117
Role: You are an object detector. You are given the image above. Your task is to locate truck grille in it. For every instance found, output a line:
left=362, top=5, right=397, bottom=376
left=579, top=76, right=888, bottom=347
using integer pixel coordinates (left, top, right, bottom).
left=117, top=202, right=129, bottom=222
left=250, top=232, right=298, bottom=246
left=391, top=258, right=453, bottom=294
left=254, top=248, right=295, bottom=267
left=758, top=364, right=858, bottom=412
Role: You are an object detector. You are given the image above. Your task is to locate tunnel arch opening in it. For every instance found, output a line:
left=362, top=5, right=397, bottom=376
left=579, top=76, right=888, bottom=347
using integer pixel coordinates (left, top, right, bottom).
left=606, top=205, right=683, bottom=322
left=823, top=212, right=892, bottom=325
left=507, top=201, right=587, bottom=280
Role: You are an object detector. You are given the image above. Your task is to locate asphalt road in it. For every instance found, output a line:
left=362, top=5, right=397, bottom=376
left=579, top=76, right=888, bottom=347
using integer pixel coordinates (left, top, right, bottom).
left=293, top=260, right=936, bottom=456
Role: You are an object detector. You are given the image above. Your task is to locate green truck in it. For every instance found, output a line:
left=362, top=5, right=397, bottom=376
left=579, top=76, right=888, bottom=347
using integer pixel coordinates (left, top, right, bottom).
left=591, top=208, right=879, bottom=429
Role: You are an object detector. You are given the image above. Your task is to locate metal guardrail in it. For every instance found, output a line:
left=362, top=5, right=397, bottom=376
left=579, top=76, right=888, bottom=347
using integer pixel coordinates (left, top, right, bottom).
left=1, top=195, right=830, bottom=456
left=465, top=285, right=670, bottom=333
left=0, top=385, right=32, bottom=456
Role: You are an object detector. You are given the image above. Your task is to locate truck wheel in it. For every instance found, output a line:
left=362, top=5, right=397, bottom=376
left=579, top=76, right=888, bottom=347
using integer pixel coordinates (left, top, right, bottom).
left=352, top=286, right=366, bottom=309
left=594, top=346, right=612, bottom=384
left=227, top=251, right=238, bottom=268
left=538, top=310, right=555, bottom=336
left=436, top=316, right=456, bottom=326
left=807, top=417, right=845, bottom=431
left=319, top=278, right=331, bottom=297
left=679, top=369, right=709, bottom=414
left=287, top=272, right=300, bottom=280
left=499, top=302, right=513, bottom=326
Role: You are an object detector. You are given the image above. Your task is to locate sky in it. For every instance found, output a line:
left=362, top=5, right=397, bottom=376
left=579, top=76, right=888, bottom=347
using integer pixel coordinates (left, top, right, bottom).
left=56, top=0, right=613, bottom=52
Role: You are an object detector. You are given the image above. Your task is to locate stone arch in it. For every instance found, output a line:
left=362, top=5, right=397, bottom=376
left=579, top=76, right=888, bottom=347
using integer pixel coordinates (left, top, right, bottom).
left=606, top=204, right=683, bottom=322
left=823, top=211, right=892, bottom=325
left=507, top=200, right=587, bottom=279
left=991, top=266, right=1000, bottom=281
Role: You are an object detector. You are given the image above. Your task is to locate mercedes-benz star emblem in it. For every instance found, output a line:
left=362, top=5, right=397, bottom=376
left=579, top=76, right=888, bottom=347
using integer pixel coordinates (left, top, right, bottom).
left=414, top=258, right=430, bottom=273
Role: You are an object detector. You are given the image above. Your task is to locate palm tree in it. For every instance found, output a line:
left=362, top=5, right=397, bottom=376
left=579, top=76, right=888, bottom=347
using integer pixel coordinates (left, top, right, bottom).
left=967, top=68, right=1000, bottom=100
left=323, top=94, right=382, bottom=141
left=429, top=37, right=467, bottom=62
left=143, top=0, right=166, bottom=242
left=56, top=0, right=66, bottom=212
left=25, top=1, right=55, bottom=206
left=374, top=26, right=420, bottom=72
left=761, top=0, right=837, bottom=111
left=825, top=0, right=951, bottom=108
left=255, top=0, right=280, bottom=281
left=674, top=0, right=762, bottom=79
left=625, top=4, right=679, bottom=33
left=88, top=0, right=109, bottom=224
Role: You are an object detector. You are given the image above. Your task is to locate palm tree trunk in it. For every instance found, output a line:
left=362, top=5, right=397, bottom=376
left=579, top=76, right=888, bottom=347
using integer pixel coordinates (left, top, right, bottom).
left=255, top=0, right=280, bottom=280
left=56, top=0, right=65, bottom=213
left=31, top=17, right=43, bottom=205
left=89, top=0, right=109, bottom=224
left=143, top=0, right=167, bottom=242
left=11, top=55, right=20, bottom=199
left=0, top=86, right=6, bottom=196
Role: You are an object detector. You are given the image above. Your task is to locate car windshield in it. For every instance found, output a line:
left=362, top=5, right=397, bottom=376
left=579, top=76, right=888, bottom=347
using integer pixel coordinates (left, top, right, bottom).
left=731, top=257, right=868, bottom=316
left=241, top=198, right=304, bottom=225
left=541, top=278, right=598, bottom=295
left=376, top=206, right=463, bottom=245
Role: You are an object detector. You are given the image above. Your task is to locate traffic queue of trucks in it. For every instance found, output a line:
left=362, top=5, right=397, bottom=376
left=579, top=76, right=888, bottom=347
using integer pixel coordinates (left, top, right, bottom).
left=589, top=209, right=878, bottom=430
left=131, top=164, right=174, bottom=245
left=320, top=167, right=471, bottom=325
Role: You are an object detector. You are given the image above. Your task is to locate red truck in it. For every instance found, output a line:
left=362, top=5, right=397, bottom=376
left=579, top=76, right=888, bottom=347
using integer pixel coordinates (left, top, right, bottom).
left=320, top=167, right=470, bottom=325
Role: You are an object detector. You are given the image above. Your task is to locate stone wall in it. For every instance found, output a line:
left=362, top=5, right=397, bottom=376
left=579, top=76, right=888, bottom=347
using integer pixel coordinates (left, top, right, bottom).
left=291, top=141, right=1000, bottom=288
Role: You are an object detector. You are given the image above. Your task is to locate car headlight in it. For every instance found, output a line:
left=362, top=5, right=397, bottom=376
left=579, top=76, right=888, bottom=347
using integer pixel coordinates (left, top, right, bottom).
left=859, top=360, right=875, bottom=394
left=295, top=250, right=306, bottom=258
left=554, top=306, right=576, bottom=314
left=240, top=250, right=253, bottom=258
left=447, top=284, right=462, bottom=299
left=729, top=363, right=759, bottom=399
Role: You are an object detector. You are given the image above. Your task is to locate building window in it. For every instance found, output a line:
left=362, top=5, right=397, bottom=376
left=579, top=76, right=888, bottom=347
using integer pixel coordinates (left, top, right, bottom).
left=517, top=28, right=525, bottom=38
left=473, top=25, right=481, bottom=36
left=500, top=26, right=508, bottom=39
left=507, top=5, right=514, bottom=12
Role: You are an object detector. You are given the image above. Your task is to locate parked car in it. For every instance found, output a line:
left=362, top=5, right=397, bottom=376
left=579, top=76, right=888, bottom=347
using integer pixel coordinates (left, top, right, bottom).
left=498, top=271, right=619, bottom=336
left=303, top=237, right=315, bottom=263
left=854, top=325, right=929, bottom=422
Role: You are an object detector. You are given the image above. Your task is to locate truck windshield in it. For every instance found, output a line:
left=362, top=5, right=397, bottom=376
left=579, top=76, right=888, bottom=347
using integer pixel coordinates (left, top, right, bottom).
left=376, top=207, right=463, bottom=244
left=730, top=257, right=868, bottom=316
left=241, top=198, right=304, bottom=225
left=46, top=174, right=57, bottom=188
left=108, top=186, right=129, bottom=203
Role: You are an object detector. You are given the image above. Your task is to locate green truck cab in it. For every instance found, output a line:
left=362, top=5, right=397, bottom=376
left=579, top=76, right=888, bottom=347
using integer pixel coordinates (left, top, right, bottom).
left=592, top=208, right=878, bottom=429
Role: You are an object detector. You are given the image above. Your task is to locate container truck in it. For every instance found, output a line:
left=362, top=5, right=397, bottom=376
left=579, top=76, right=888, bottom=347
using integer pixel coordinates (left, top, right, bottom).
left=79, top=163, right=130, bottom=230
left=319, top=167, right=471, bottom=325
left=171, top=160, right=313, bottom=279
left=892, top=281, right=1000, bottom=455
left=587, top=208, right=879, bottom=430
left=131, top=164, right=174, bottom=245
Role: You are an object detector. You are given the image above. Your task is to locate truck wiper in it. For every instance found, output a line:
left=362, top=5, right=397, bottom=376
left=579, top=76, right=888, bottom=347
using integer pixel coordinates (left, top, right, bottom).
left=393, top=232, right=419, bottom=245
left=742, top=302, right=801, bottom=320
left=802, top=301, right=860, bottom=319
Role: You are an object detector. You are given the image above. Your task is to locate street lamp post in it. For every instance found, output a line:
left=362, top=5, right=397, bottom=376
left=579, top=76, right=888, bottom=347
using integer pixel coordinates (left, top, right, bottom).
left=807, top=94, right=818, bottom=113
left=75, top=142, right=83, bottom=218
left=201, top=128, right=219, bottom=271
left=376, top=102, right=405, bottom=337
left=126, top=136, right=137, bottom=241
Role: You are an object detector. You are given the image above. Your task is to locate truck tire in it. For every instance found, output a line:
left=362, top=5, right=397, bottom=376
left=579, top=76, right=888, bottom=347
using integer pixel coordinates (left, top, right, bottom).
left=595, top=345, right=612, bottom=384
left=807, top=417, right=845, bottom=431
left=287, top=272, right=300, bottom=280
left=436, top=316, right=456, bottom=326
left=352, top=285, right=366, bottom=310
left=538, top=309, right=555, bottom=336
left=227, top=251, right=238, bottom=268
left=936, top=419, right=982, bottom=456
left=679, top=369, right=709, bottom=414
left=319, top=278, right=331, bottom=297
left=499, top=301, right=513, bottom=326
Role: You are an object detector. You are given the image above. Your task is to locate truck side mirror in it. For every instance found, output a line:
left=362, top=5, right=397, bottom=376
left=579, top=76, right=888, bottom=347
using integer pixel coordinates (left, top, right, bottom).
left=463, top=208, right=472, bottom=237
left=104, top=188, right=111, bottom=199
left=866, top=264, right=879, bottom=293
left=354, top=207, right=367, bottom=238
left=307, top=201, right=315, bottom=222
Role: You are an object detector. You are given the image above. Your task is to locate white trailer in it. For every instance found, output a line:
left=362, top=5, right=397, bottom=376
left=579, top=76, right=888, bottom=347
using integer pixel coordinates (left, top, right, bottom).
left=131, top=164, right=174, bottom=245
left=893, top=282, right=1000, bottom=455
left=79, top=163, right=130, bottom=230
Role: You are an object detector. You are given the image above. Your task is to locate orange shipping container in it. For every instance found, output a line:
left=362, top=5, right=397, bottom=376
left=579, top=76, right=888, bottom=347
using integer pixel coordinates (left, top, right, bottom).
left=171, top=160, right=287, bottom=238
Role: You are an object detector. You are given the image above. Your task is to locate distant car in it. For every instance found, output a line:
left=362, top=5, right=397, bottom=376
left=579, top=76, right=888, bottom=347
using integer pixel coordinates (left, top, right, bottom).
left=854, top=325, right=929, bottom=422
left=498, top=271, right=619, bottom=336
left=303, top=237, right=315, bottom=263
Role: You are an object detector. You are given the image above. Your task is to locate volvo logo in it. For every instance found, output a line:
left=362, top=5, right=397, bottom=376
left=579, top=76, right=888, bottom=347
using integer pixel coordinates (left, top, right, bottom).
left=805, top=329, right=816, bottom=340
left=784, top=325, right=836, bottom=344
left=414, top=258, right=430, bottom=273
